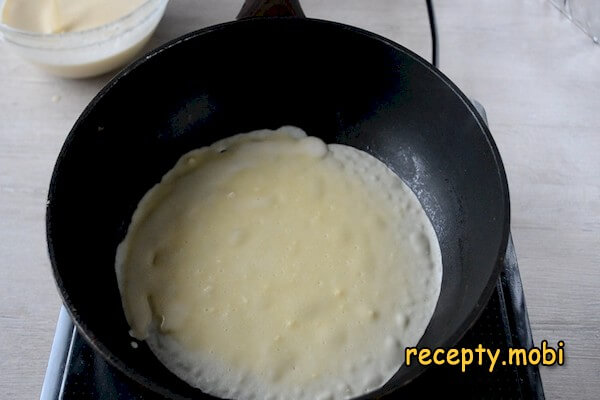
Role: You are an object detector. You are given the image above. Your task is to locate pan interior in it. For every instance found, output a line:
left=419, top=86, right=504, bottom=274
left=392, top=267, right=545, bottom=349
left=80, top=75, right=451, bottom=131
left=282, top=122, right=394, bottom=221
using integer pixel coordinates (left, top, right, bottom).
left=47, top=17, right=508, bottom=399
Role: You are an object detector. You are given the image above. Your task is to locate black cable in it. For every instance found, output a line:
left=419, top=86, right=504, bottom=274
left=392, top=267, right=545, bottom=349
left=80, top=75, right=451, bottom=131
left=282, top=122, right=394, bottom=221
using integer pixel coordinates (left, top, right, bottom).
left=425, top=0, right=439, bottom=68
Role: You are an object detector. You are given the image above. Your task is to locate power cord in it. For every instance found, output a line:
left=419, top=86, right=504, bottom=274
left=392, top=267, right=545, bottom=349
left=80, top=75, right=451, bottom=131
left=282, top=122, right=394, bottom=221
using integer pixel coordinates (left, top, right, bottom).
left=425, top=0, right=439, bottom=67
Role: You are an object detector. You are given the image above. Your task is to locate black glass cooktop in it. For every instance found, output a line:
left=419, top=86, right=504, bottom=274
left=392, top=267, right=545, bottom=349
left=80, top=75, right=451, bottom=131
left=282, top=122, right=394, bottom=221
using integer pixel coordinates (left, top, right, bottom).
left=41, top=104, right=544, bottom=400
left=41, top=236, right=544, bottom=400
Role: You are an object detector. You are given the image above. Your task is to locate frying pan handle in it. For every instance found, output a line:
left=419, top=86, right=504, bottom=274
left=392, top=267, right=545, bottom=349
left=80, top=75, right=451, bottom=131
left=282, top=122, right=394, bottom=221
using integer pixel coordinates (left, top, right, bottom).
left=237, top=0, right=305, bottom=19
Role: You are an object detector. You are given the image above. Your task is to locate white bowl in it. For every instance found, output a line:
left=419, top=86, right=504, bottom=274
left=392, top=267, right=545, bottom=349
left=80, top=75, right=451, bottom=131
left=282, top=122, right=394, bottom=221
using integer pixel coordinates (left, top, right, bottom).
left=0, top=0, right=168, bottom=78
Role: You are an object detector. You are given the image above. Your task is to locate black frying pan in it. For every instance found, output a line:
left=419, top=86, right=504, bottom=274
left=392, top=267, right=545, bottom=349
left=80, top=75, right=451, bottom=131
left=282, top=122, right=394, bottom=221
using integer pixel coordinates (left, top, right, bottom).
left=46, top=1, right=510, bottom=398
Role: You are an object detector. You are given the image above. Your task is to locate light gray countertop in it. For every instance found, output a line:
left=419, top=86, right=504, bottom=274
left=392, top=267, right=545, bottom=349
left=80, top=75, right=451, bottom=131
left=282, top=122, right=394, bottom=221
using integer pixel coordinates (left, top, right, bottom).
left=1, top=0, right=598, bottom=398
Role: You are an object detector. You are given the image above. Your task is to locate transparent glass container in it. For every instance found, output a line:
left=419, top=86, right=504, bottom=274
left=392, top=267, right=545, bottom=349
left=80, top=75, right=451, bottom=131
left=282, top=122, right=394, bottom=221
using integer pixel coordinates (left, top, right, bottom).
left=568, top=0, right=600, bottom=43
left=0, top=0, right=169, bottom=78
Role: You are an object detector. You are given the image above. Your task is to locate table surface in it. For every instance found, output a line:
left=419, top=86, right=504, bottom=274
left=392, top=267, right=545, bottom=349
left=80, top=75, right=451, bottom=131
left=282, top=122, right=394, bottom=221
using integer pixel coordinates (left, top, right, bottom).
left=1, top=0, right=598, bottom=399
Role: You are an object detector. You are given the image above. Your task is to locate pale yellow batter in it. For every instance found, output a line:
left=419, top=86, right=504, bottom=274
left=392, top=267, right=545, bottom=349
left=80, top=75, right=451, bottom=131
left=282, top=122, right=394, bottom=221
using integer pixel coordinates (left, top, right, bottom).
left=1, top=0, right=145, bottom=33
left=116, top=127, right=442, bottom=400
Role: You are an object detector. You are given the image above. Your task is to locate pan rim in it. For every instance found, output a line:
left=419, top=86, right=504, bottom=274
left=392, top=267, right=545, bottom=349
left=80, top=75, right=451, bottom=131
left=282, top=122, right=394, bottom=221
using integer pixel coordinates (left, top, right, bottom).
left=46, top=16, right=510, bottom=399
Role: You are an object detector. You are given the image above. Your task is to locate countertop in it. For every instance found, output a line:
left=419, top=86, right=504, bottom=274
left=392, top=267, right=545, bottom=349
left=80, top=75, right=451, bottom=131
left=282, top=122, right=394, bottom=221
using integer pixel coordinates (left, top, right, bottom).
left=0, top=0, right=598, bottom=398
